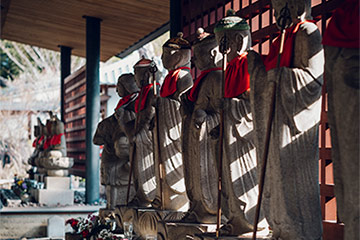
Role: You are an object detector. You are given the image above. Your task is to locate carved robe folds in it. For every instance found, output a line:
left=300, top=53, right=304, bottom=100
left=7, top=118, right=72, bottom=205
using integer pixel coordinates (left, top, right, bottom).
left=248, top=21, right=323, bottom=239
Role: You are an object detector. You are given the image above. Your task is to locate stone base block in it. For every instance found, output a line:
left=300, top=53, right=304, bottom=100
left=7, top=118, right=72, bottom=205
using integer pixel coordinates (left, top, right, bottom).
left=45, top=176, right=70, bottom=190
left=34, top=189, right=74, bottom=206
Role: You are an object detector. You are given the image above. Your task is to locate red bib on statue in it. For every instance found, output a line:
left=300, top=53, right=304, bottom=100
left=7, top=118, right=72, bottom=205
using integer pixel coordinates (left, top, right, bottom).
left=188, top=67, right=221, bottom=102
left=264, top=21, right=313, bottom=71
left=160, top=67, right=191, bottom=97
left=224, top=53, right=250, bottom=98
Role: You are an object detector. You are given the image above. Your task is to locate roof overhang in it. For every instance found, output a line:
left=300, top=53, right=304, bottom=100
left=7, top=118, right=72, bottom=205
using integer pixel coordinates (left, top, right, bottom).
left=1, top=0, right=169, bottom=62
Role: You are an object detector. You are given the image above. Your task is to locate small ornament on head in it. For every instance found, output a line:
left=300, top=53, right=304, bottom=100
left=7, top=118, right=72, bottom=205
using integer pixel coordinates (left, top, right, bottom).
left=134, top=56, right=153, bottom=68
left=214, top=9, right=250, bottom=33
left=193, top=27, right=215, bottom=46
left=163, top=32, right=191, bottom=50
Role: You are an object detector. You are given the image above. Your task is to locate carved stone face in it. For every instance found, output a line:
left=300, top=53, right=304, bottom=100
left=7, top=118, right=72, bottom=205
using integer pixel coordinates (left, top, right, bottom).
left=117, top=74, right=139, bottom=97
left=192, top=40, right=220, bottom=71
left=271, top=0, right=310, bottom=27
left=134, top=67, right=151, bottom=88
left=215, top=30, right=251, bottom=62
left=161, top=47, right=182, bottom=70
left=116, top=81, right=126, bottom=97
left=161, top=47, right=191, bottom=71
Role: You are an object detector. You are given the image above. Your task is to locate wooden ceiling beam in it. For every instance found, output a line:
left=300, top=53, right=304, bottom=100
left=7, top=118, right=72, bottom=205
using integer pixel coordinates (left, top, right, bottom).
left=0, top=0, right=170, bottom=61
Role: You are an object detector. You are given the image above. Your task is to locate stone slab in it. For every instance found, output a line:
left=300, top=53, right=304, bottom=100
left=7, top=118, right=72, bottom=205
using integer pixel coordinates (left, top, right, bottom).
left=45, top=176, right=70, bottom=190
left=35, top=189, right=74, bottom=206
left=47, top=215, right=65, bottom=237
left=196, top=232, right=271, bottom=240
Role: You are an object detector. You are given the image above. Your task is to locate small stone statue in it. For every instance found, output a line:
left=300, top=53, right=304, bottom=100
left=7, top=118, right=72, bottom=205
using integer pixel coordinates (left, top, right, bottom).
left=125, top=58, right=158, bottom=208
left=213, top=10, right=263, bottom=236
left=152, top=32, right=193, bottom=210
left=247, top=0, right=323, bottom=239
left=28, top=118, right=45, bottom=167
left=181, top=28, right=222, bottom=224
left=39, top=112, right=73, bottom=176
left=93, top=73, right=139, bottom=211
left=323, top=0, right=359, bottom=239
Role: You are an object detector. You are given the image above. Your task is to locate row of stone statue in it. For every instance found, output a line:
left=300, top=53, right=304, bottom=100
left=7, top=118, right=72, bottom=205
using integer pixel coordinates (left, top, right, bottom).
left=29, top=112, right=73, bottom=176
left=94, top=0, right=359, bottom=239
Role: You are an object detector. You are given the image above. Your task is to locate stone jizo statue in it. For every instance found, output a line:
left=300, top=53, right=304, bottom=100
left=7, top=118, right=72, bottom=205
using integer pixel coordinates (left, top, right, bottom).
left=323, top=0, right=359, bottom=239
left=93, top=73, right=138, bottom=210
left=39, top=112, right=73, bottom=176
left=247, top=0, right=323, bottom=239
left=213, top=10, right=265, bottom=236
left=181, top=28, right=222, bottom=224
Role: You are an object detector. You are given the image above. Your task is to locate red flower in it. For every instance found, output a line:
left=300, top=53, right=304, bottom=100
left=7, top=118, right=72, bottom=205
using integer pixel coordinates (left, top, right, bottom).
left=71, top=220, right=78, bottom=228
left=82, top=229, right=90, bottom=237
left=66, top=219, right=79, bottom=229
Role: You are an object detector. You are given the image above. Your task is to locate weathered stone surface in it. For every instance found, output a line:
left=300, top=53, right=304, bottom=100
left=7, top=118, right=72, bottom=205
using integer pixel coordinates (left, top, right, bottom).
left=47, top=215, right=65, bottom=237
left=45, top=176, right=70, bottom=190
left=114, top=206, right=185, bottom=239
left=41, top=156, right=74, bottom=169
left=181, top=30, right=221, bottom=224
left=325, top=45, right=359, bottom=240
left=94, top=73, right=138, bottom=211
left=213, top=13, right=264, bottom=236
left=34, top=189, right=74, bottom=206
left=47, top=169, right=69, bottom=177
left=247, top=0, right=323, bottom=239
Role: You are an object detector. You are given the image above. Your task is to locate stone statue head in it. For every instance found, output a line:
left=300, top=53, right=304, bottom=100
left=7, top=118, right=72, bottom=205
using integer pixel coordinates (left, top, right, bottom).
left=34, top=117, right=43, bottom=137
left=192, top=28, right=222, bottom=71
left=161, top=32, right=191, bottom=71
left=45, top=120, right=51, bottom=137
left=51, top=115, right=64, bottom=135
left=116, top=73, right=139, bottom=97
left=271, top=0, right=312, bottom=28
left=133, top=57, right=155, bottom=88
left=214, top=9, right=251, bottom=62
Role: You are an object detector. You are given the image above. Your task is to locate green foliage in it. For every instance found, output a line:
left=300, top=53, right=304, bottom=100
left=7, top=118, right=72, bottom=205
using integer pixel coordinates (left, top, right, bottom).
left=0, top=47, right=21, bottom=82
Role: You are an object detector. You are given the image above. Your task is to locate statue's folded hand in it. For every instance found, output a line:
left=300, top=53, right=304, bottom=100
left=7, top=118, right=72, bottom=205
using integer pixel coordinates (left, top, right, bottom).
left=194, top=109, right=207, bottom=128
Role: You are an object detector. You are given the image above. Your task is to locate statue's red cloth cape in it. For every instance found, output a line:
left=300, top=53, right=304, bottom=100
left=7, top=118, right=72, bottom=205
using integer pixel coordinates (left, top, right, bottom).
left=114, top=92, right=138, bottom=111
left=322, top=0, right=359, bottom=48
left=135, top=83, right=160, bottom=113
left=188, top=67, right=221, bottom=102
left=264, top=20, right=314, bottom=71
left=224, top=52, right=250, bottom=98
left=160, top=67, right=191, bottom=97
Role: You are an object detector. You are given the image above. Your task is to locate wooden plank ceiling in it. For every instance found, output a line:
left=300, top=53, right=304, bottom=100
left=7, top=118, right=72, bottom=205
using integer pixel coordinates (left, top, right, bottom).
left=1, top=0, right=169, bottom=62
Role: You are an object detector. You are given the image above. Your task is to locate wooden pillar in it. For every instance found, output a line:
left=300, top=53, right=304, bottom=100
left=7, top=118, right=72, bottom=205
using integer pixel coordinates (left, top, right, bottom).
left=59, top=45, right=71, bottom=123
left=83, top=16, right=101, bottom=204
left=170, top=0, right=182, bottom=37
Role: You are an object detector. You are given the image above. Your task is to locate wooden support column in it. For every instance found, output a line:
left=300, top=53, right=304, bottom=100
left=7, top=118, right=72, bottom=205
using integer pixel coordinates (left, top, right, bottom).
left=59, top=45, right=71, bottom=123
left=170, top=0, right=182, bottom=37
left=83, top=15, right=101, bottom=204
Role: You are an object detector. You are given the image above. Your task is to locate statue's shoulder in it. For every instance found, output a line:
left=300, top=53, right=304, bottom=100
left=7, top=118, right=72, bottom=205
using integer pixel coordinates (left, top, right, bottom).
left=298, top=21, right=320, bottom=38
left=178, top=69, right=192, bottom=79
left=204, top=70, right=222, bottom=85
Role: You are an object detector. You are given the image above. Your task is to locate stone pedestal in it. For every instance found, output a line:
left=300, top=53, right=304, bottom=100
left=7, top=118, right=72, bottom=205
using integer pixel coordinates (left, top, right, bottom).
left=163, top=222, right=213, bottom=240
left=196, top=229, right=271, bottom=240
left=114, top=206, right=185, bottom=239
left=34, top=189, right=74, bottom=206
left=45, top=176, right=70, bottom=189
left=34, top=176, right=74, bottom=206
